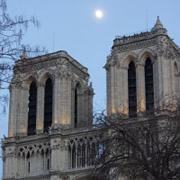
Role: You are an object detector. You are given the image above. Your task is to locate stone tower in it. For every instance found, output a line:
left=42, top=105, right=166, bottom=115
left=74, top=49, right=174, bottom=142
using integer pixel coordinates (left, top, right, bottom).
left=2, top=50, right=101, bottom=180
left=104, top=17, right=180, bottom=117
left=2, top=17, right=180, bottom=180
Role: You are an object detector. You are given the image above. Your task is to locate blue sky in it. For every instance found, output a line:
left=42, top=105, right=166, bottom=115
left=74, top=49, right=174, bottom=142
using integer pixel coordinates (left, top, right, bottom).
left=0, top=0, right=180, bottom=177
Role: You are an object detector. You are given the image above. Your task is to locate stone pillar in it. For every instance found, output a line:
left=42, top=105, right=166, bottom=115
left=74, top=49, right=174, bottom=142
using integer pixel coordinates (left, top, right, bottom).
left=79, top=92, right=85, bottom=126
left=154, top=56, right=163, bottom=111
left=59, top=140, right=69, bottom=170
left=106, top=67, right=111, bottom=116
left=116, top=67, right=124, bottom=114
left=170, top=60, right=177, bottom=111
left=3, top=146, right=17, bottom=179
left=136, top=64, right=146, bottom=115
left=52, top=75, right=61, bottom=125
left=114, top=65, right=118, bottom=113
left=50, top=138, right=61, bottom=172
left=153, top=57, right=159, bottom=111
left=18, top=87, right=29, bottom=136
left=161, top=56, right=173, bottom=111
left=66, top=77, right=72, bottom=125
left=8, top=84, right=22, bottom=137
left=8, top=85, right=16, bottom=137
left=110, top=65, right=116, bottom=114
left=36, top=83, right=45, bottom=133
left=162, top=58, right=170, bottom=100
left=60, top=74, right=72, bottom=126
left=122, top=67, right=128, bottom=115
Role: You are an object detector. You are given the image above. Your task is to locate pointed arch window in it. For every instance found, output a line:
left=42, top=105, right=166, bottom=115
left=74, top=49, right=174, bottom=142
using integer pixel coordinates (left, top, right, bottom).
left=128, top=61, right=137, bottom=117
left=28, top=81, right=37, bottom=135
left=174, top=63, right=179, bottom=93
left=74, top=83, right=81, bottom=128
left=44, top=78, right=53, bottom=132
left=145, top=58, right=154, bottom=112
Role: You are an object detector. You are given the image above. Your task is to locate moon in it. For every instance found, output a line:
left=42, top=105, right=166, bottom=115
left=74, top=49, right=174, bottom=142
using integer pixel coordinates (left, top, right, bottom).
left=95, top=9, right=104, bottom=19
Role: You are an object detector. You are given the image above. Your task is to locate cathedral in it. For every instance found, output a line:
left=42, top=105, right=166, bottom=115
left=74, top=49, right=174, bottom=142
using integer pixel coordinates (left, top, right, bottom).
left=2, top=17, right=180, bottom=180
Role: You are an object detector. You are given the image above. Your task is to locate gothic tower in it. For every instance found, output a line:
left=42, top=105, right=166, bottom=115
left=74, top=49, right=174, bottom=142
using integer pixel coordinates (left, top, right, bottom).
left=2, top=17, right=180, bottom=180
left=2, top=50, right=101, bottom=180
left=104, top=17, right=180, bottom=117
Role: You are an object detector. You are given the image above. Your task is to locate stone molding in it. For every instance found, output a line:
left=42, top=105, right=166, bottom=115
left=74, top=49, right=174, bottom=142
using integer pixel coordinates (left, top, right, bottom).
left=113, top=38, right=157, bottom=53
left=14, top=56, right=88, bottom=81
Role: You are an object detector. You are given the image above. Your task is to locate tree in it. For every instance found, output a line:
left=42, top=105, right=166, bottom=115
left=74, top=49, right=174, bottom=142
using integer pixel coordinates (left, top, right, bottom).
left=0, top=0, right=44, bottom=104
left=94, top=113, right=180, bottom=180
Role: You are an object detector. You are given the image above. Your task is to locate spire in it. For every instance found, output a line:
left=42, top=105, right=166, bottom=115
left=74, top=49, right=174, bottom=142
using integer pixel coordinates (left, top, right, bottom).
left=151, top=16, right=167, bottom=33
left=20, top=48, right=28, bottom=60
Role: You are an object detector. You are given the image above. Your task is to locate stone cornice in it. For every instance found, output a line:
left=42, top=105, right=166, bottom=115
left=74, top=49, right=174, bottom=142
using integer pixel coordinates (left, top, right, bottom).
left=113, top=37, right=157, bottom=53
left=14, top=51, right=89, bottom=81
left=3, top=125, right=102, bottom=148
left=112, top=30, right=167, bottom=49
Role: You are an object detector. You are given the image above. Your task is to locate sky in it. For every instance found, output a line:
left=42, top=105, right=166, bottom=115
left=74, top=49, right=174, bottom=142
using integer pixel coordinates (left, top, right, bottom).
left=0, top=0, right=180, bottom=177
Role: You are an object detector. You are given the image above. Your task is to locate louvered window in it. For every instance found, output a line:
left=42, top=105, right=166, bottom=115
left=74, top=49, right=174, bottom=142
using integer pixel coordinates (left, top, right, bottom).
left=44, top=78, right=53, bottom=132
left=145, top=58, right=154, bottom=112
left=128, top=62, right=137, bottom=117
left=28, top=82, right=37, bottom=135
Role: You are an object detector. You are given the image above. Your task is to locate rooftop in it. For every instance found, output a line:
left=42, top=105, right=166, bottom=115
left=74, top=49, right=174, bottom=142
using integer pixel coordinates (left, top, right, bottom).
left=113, top=16, right=167, bottom=48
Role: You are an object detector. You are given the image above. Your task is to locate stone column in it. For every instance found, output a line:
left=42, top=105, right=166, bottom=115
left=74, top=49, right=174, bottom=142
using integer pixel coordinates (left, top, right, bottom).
left=36, top=83, right=45, bottom=133
left=8, top=85, right=16, bottom=137
left=4, top=146, right=17, bottom=179
left=136, top=64, right=146, bottom=115
left=116, top=66, right=124, bottom=114
left=110, top=64, right=116, bottom=114
left=66, top=77, right=72, bottom=125
left=170, top=60, right=177, bottom=111
left=161, top=56, right=172, bottom=111
left=50, top=138, right=61, bottom=172
left=52, top=75, right=61, bottom=125
left=153, top=57, right=159, bottom=110
left=154, top=56, right=163, bottom=111
left=59, top=140, right=69, bottom=170
left=8, top=84, right=21, bottom=137
left=18, top=86, right=29, bottom=136
left=106, top=68, right=111, bottom=116
left=122, top=67, right=128, bottom=115
left=114, top=65, right=118, bottom=113
left=60, top=73, right=72, bottom=126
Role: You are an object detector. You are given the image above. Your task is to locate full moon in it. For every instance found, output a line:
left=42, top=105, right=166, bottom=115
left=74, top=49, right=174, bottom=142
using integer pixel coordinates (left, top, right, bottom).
left=95, top=9, right=104, bottom=19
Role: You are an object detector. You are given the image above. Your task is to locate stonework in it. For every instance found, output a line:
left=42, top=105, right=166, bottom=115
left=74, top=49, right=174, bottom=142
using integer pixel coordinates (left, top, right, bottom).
left=2, top=50, right=95, bottom=180
left=105, top=17, right=180, bottom=117
left=2, top=17, right=180, bottom=180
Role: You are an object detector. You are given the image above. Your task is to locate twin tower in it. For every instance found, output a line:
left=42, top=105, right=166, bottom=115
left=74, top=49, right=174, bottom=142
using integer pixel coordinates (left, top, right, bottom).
left=2, top=17, right=180, bottom=180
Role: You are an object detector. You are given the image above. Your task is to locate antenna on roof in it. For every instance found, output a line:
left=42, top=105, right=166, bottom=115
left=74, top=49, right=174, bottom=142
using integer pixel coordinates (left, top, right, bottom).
left=53, top=32, right=55, bottom=52
left=146, top=9, right=149, bottom=31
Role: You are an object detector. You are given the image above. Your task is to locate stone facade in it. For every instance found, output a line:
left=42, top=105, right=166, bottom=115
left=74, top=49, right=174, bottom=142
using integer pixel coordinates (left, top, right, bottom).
left=2, top=50, right=96, bottom=180
left=105, top=17, right=180, bottom=117
left=2, top=17, right=180, bottom=180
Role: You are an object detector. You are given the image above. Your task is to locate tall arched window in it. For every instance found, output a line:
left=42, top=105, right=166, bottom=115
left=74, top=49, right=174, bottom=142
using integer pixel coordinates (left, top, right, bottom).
left=128, top=61, right=137, bottom=117
left=74, top=83, right=81, bottom=128
left=44, top=78, right=53, bottom=132
left=145, top=58, right=154, bottom=112
left=174, top=62, right=179, bottom=93
left=28, top=81, right=37, bottom=135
